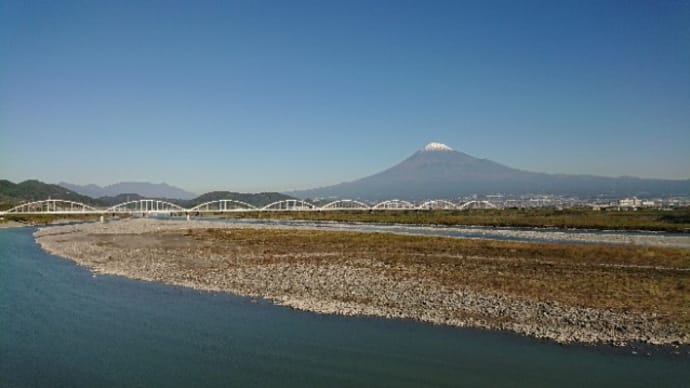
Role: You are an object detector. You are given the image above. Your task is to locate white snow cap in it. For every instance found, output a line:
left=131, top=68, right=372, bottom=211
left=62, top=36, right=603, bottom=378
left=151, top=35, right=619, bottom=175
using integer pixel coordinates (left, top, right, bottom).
left=422, top=142, right=453, bottom=152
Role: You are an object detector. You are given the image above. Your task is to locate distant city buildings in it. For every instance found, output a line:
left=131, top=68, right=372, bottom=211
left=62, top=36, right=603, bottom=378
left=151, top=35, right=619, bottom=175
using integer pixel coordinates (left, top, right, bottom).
left=447, top=194, right=689, bottom=210
left=616, top=197, right=656, bottom=209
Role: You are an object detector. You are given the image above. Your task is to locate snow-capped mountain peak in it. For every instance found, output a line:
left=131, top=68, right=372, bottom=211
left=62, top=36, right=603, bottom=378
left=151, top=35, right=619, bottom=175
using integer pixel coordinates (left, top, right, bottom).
left=422, top=142, right=453, bottom=152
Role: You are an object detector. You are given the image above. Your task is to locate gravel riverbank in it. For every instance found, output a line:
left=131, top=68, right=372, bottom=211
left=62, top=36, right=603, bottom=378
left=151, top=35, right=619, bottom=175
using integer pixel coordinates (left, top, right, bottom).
left=34, top=218, right=690, bottom=346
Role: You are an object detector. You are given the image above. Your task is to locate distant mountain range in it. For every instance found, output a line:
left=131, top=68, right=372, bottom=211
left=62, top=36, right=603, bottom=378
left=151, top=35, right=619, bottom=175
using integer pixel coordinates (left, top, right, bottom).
left=290, top=142, right=690, bottom=200
left=59, top=181, right=197, bottom=200
left=0, top=180, right=293, bottom=209
left=3, top=144, right=689, bottom=209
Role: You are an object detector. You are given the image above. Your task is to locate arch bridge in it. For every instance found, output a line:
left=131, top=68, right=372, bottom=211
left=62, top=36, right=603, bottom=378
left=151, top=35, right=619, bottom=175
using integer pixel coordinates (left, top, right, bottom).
left=105, top=200, right=186, bottom=214
left=457, top=200, right=498, bottom=210
left=262, top=199, right=316, bottom=211
left=418, top=200, right=457, bottom=210
left=0, top=198, right=501, bottom=215
left=189, top=199, right=256, bottom=213
left=320, top=199, right=370, bottom=211
left=2, top=199, right=99, bottom=215
left=372, top=199, right=415, bottom=210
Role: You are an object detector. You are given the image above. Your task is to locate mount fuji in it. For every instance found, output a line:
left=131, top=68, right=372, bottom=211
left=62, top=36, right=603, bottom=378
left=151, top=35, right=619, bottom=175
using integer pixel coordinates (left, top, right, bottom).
left=290, top=143, right=690, bottom=200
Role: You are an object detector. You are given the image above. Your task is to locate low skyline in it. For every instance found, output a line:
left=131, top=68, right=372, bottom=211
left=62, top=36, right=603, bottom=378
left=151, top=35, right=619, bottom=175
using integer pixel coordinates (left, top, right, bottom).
left=1, top=1, right=689, bottom=193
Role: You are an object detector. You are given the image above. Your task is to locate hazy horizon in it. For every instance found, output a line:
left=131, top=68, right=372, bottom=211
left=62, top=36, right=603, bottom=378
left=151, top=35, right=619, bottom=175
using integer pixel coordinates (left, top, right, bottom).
left=5, top=140, right=690, bottom=197
left=4, top=140, right=690, bottom=195
left=2, top=1, right=689, bottom=193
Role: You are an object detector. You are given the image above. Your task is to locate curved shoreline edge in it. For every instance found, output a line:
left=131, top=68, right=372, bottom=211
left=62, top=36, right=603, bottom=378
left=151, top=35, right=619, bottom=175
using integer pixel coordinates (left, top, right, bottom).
left=33, top=218, right=690, bottom=347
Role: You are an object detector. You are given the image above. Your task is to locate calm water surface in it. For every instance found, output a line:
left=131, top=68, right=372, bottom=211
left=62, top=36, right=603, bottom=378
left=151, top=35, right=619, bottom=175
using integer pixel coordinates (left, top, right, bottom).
left=1, top=228, right=689, bottom=387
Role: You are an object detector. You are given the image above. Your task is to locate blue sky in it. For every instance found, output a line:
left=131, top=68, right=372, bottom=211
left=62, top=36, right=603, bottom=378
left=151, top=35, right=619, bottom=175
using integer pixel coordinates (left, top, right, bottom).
left=1, top=0, right=688, bottom=193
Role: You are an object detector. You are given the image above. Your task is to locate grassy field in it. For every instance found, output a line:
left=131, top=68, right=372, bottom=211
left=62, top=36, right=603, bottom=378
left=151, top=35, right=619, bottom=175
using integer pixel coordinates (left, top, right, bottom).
left=206, top=208, right=690, bottom=232
left=184, top=227, right=690, bottom=332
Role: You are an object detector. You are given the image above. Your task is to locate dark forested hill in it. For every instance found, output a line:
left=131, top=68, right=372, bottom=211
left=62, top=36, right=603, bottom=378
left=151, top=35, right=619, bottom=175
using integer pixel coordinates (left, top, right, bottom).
left=182, top=191, right=294, bottom=208
left=0, top=180, right=96, bottom=209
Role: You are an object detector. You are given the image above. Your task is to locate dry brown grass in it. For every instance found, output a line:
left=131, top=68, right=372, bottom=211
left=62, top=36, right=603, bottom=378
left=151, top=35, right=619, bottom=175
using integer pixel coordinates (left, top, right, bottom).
left=180, top=228, right=690, bottom=331
left=213, top=208, right=690, bottom=232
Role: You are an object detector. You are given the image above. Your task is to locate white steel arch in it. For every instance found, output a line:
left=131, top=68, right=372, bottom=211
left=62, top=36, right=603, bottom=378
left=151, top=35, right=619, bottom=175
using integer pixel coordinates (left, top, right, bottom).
left=189, top=199, right=257, bottom=212
left=418, top=200, right=457, bottom=210
left=320, top=199, right=370, bottom=210
left=457, top=200, right=498, bottom=210
left=262, top=199, right=316, bottom=211
left=4, top=199, right=98, bottom=214
left=372, top=199, right=415, bottom=210
left=105, top=199, right=186, bottom=213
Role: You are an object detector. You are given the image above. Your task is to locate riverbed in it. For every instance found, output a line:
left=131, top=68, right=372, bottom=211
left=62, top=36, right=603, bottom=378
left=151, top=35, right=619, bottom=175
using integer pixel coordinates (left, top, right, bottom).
left=2, top=227, right=690, bottom=386
left=33, top=219, right=690, bottom=345
left=197, top=216, right=690, bottom=248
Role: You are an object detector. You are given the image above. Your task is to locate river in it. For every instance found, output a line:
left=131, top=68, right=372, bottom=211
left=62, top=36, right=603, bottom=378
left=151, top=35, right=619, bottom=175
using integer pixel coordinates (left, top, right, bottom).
left=1, top=227, right=689, bottom=387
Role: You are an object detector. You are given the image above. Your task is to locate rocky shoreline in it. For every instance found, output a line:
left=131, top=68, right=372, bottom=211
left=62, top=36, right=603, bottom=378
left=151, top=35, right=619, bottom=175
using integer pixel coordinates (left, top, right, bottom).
left=0, top=218, right=95, bottom=228
left=34, top=218, right=690, bottom=346
left=0, top=220, right=28, bottom=229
